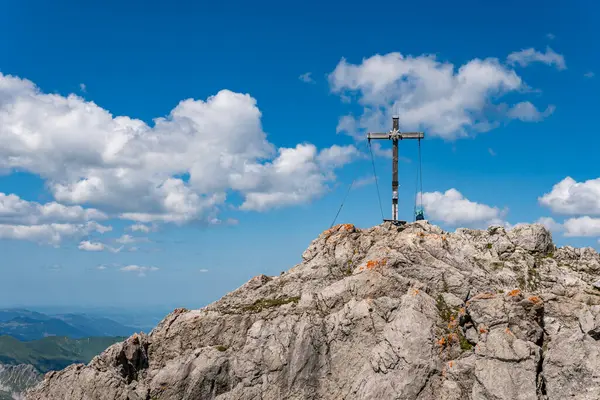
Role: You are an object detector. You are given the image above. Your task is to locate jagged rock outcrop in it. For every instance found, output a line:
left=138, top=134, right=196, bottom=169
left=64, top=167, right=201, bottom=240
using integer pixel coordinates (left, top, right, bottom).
left=26, top=221, right=600, bottom=399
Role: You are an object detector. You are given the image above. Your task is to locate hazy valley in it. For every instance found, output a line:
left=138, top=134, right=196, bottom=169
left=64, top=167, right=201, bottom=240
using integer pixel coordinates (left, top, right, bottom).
left=0, top=308, right=167, bottom=399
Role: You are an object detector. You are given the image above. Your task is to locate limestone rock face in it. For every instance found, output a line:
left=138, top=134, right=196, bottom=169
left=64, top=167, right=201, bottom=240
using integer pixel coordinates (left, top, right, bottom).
left=26, top=222, right=600, bottom=400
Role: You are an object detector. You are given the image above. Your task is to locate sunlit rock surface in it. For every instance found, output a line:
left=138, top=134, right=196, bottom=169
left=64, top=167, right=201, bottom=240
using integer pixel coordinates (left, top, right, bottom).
left=27, top=222, right=600, bottom=400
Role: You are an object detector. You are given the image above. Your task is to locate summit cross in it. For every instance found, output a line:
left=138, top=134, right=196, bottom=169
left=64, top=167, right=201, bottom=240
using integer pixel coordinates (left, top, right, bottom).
left=367, top=116, right=424, bottom=224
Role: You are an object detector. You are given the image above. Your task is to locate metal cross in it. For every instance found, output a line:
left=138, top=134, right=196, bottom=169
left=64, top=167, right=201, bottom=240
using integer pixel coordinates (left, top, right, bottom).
left=367, top=116, right=424, bottom=224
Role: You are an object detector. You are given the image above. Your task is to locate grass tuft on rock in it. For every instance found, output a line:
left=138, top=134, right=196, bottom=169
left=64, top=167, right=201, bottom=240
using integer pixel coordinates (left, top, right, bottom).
left=241, top=296, right=301, bottom=313
left=458, top=332, right=473, bottom=350
left=436, top=295, right=454, bottom=322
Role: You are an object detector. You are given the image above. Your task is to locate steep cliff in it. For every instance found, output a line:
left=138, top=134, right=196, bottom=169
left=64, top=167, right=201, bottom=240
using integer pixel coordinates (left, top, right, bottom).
left=26, top=222, right=600, bottom=399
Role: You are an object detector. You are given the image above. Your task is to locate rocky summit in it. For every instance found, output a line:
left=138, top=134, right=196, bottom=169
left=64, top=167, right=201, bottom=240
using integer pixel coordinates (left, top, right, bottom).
left=26, top=221, right=600, bottom=400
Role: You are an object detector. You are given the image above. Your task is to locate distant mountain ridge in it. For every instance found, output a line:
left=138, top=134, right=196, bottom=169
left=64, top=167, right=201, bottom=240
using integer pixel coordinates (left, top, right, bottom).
left=0, top=335, right=122, bottom=399
left=13, top=306, right=171, bottom=334
left=0, top=311, right=49, bottom=324
left=0, top=309, right=143, bottom=397
left=0, top=309, right=139, bottom=341
left=52, top=313, right=141, bottom=337
left=0, top=335, right=123, bottom=373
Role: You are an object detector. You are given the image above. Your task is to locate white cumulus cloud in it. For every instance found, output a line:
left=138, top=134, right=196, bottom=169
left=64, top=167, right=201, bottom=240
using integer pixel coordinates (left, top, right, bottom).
left=316, top=144, right=359, bottom=168
left=78, top=241, right=105, bottom=251
left=239, top=143, right=358, bottom=211
left=0, top=72, right=357, bottom=226
left=507, top=46, right=566, bottom=70
left=507, top=102, right=555, bottom=122
left=329, top=52, right=554, bottom=140
left=299, top=72, right=315, bottom=83
left=0, top=192, right=107, bottom=225
left=128, top=223, right=153, bottom=233
left=421, top=188, right=506, bottom=226
left=563, top=217, right=600, bottom=237
left=535, top=217, right=564, bottom=233
left=116, top=234, right=139, bottom=244
left=120, top=265, right=158, bottom=277
left=0, top=221, right=111, bottom=246
left=539, top=177, right=600, bottom=215
left=78, top=240, right=122, bottom=253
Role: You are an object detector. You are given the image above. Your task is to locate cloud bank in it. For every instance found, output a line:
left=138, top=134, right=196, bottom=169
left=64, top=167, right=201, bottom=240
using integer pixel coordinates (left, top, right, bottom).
left=0, top=72, right=358, bottom=243
left=329, top=50, right=558, bottom=140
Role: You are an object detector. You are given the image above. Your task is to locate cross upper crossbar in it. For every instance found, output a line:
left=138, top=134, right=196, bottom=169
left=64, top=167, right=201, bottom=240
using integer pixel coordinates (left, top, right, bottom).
left=368, top=131, right=424, bottom=140
left=367, top=116, right=424, bottom=140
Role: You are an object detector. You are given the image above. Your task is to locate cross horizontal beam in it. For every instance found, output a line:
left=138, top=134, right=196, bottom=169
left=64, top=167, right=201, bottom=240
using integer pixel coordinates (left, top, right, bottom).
left=368, top=131, right=424, bottom=140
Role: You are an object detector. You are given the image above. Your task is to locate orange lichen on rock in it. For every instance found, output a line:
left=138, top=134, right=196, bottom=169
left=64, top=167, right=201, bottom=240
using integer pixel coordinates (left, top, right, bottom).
left=448, top=315, right=458, bottom=330
left=412, top=288, right=420, bottom=296
left=507, top=289, right=521, bottom=297
left=470, top=292, right=496, bottom=302
left=505, top=327, right=513, bottom=335
left=362, top=259, right=387, bottom=271
left=322, top=223, right=355, bottom=236
left=528, top=296, right=542, bottom=304
left=448, top=361, right=454, bottom=368
left=479, top=326, right=488, bottom=334
left=437, top=333, right=459, bottom=351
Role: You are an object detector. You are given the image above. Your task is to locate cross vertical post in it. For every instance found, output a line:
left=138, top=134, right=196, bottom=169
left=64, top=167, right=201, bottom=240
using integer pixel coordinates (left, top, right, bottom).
left=391, top=117, right=399, bottom=221
left=367, top=116, right=424, bottom=225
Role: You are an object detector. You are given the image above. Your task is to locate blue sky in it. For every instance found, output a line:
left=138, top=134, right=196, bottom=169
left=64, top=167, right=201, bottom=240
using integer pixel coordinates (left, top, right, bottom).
left=0, top=0, right=598, bottom=309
